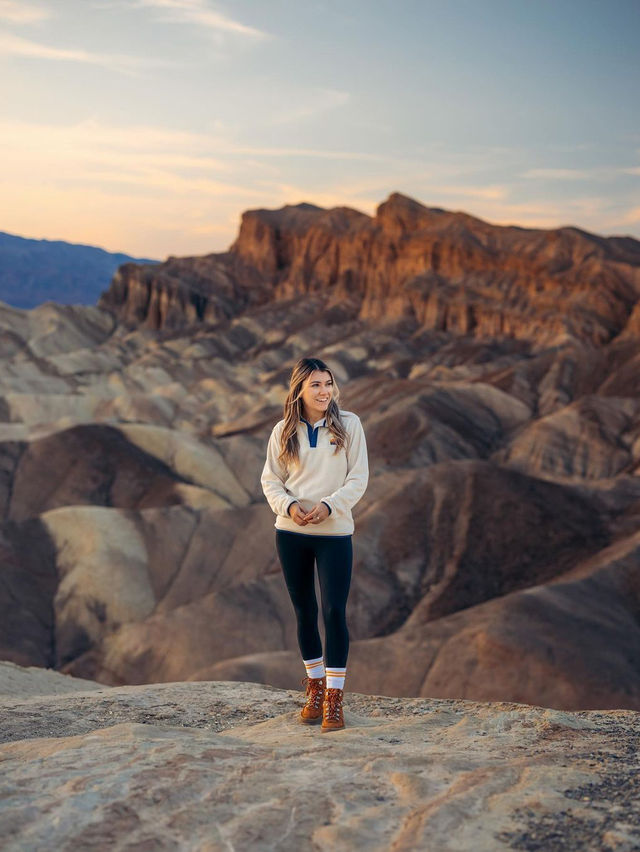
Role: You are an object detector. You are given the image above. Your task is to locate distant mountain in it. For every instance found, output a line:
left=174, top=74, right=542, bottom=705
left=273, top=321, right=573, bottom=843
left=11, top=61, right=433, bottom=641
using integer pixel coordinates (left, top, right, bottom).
left=0, top=231, right=159, bottom=309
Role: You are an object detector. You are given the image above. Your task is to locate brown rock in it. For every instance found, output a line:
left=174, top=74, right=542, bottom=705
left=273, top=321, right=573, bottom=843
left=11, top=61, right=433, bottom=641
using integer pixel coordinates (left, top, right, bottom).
left=99, top=193, right=640, bottom=347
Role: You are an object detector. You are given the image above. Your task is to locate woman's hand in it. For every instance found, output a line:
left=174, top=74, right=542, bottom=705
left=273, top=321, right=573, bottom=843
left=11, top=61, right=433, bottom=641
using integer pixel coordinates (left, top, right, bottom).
left=288, top=502, right=309, bottom=526
left=302, top=502, right=330, bottom=524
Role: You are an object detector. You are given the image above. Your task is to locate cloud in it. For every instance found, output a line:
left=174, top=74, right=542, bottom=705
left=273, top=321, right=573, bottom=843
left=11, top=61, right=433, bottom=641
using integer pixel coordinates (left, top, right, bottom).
left=521, top=168, right=594, bottom=180
left=450, top=196, right=631, bottom=236
left=620, top=207, right=640, bottom=224
left=0, top=117, right=388, bottom=167
left=0, top=0, right=50, bottom=24
left=268, top=88, right=351, bottom=125
left=0, top=117, right=400, bottom=253
left=229, top=144, right=383, bottom=161
left=0, top=117, right=280, bottom=255
left=0, top=117, right=234, bottom=175
left=2, top=118, right=638, bottom=254
left=542, top=143, right=594, bottom=153
left=521, top=166, right=640, bottom=181
left=425, top=183, right=509, bottom=201
left=133, top=0, right=270, bottom=41
left=0, top=31, right=179, bottom=75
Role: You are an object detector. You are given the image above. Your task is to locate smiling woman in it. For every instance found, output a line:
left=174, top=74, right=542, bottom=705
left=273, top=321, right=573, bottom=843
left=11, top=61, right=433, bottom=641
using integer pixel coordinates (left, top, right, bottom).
left=260, top=356, right=369, bottom=732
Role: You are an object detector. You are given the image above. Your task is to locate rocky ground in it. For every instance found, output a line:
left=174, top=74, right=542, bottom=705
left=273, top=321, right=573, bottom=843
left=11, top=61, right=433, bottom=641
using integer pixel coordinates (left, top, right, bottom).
left=1, top=662, right=639, bottom=851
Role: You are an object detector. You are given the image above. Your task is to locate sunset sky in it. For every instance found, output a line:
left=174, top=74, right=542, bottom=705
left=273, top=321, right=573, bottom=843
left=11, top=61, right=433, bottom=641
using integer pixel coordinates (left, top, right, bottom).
left=1, top=0, right=638, bottom=259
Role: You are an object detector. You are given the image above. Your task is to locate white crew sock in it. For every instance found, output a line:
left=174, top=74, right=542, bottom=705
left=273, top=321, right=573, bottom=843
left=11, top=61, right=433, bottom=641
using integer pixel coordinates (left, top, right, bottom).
left=303, top=655, right=325, bottom=679
left=326, top=666, right=346, bottom=690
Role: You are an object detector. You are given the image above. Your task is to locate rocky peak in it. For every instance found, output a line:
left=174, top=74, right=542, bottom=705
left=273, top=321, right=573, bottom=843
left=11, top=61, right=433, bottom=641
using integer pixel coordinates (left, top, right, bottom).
left=374, top=191, right=451, bottom=237
left=229, top=201, right=367, bottom=273
left=229, top=202, right=324, bottom=270
left=98, top=192, right=640, bottom=345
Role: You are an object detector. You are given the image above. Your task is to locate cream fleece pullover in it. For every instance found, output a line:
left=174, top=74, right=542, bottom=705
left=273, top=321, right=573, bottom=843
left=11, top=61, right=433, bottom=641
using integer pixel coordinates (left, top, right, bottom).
left=260, top=409, right=369, bottom=536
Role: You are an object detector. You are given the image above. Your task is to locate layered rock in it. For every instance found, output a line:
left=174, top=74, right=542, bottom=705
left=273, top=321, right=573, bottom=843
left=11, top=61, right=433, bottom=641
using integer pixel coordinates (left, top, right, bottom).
left=3, top=198, right=640, bottom=711
left=99, top=193, right=640, bottom=348
left=98, top=251, right=270, bottom=330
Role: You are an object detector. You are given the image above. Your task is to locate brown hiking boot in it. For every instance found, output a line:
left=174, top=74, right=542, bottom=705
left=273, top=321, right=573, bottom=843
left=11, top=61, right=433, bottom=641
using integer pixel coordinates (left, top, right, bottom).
left=300, top=675, right=326, bottom=723
left=321, top=687, right=345, bottom=731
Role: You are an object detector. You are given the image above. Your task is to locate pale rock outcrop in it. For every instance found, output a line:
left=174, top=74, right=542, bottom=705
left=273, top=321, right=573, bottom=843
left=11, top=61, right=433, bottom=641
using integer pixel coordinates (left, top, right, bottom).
left=116, top=423, right=251, bottom=506
left=1, top=662, right=639, bottom=852
left=41, top=506, right=155, bottom=665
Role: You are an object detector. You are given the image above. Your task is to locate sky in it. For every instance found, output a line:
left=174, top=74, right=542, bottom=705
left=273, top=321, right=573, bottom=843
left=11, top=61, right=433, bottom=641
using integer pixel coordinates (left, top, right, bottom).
left=1, top=0, right=639, bottom=259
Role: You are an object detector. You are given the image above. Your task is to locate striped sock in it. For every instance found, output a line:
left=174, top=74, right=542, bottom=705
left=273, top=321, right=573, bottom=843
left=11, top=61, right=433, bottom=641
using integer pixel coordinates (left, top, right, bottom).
left=303, top=655, right=325, bottom=679
left=326, top=667, right=346, bottom=690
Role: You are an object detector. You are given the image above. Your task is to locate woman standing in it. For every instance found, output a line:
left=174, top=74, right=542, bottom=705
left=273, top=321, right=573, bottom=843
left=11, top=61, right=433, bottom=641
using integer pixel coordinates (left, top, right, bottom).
left=260, top=357, right=369, bottom=732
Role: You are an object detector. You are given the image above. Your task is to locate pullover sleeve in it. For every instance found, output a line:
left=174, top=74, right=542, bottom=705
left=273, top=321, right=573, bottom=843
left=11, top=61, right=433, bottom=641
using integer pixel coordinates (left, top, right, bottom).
left=260, top=423, right=296, bottom=518
left=321, top=415, right=369, bottom=517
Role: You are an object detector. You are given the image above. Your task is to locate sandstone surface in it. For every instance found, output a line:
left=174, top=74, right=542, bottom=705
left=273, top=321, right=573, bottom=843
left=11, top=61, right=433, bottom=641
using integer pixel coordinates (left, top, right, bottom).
left=100, top=193, right=640, bottom=349
left=1, top=662, right=639, bottom=852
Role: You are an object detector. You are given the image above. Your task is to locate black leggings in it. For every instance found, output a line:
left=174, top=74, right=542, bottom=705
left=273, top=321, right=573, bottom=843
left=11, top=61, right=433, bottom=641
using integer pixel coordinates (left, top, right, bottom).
left=275, top=530, right=352, bottom=668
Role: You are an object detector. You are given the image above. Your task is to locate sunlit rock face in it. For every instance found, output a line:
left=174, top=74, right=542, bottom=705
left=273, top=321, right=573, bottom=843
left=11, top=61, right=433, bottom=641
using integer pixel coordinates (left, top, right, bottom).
left=101, top=192, right=640, bottom=349
left=2, top=194, right=640, bottom=711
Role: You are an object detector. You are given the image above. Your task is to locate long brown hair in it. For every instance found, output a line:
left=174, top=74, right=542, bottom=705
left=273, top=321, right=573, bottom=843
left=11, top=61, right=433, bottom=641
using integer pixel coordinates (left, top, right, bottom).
left=278, top=357, right=348, bottom=468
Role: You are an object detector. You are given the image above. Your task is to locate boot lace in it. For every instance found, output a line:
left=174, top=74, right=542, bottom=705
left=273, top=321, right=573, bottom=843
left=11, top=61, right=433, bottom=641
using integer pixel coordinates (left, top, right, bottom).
left=324, top=688, right=343, bottom=721
left=301, top=675, right=325, bottom=709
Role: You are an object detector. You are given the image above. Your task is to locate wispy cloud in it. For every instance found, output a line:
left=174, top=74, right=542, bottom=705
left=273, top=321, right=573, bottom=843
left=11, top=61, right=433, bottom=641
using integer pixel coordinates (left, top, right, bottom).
left=133, top=0, right=270, bottom=41
left=269, top=88, right=350, bottom=125
left=0, top=118, right=282, bottom=255
left=620, top=207, right=640, bottom=224
left=0, top=0, right=50, bottom=24
left=229, top=144, right=383, bottom=161
left=0, top=118, right=234, bottom=174
left=542, top=143, right=594, bottom=153
left=452, top=196, right=630, bottom=235
left=521, top=168, right=595, bottom=180
left=0, top=31, right=179, bottom=75
left=1, top=118, right=637, bottom=254
left=0, top=118, right=387, bottom=166
left=426, top=183, right=509, bottom=201
left=521, top=166, right=640, bottom=181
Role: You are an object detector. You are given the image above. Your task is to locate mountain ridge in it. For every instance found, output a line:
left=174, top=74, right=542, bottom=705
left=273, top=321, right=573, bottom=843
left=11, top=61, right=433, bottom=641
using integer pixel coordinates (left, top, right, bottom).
left=98, top=192, right=640, bottom=346
left=0, top=230, right=159, bottom=310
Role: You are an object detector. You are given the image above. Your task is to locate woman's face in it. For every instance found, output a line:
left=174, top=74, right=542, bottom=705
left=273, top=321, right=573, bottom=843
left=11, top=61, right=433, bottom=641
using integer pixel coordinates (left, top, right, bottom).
left=300, top=370, right=334, bottom=419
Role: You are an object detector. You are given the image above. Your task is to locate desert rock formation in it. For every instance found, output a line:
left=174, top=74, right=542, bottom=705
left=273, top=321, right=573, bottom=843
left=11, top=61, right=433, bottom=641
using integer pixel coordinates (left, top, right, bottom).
left=2, top=193, right=640, bottom=711
left=100, top=193, right=640, bottom=348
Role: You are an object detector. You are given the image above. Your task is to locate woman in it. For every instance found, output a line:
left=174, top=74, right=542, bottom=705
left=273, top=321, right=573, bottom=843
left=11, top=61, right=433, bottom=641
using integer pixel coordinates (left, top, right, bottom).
left=260, top=357, right=369, bottom=732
